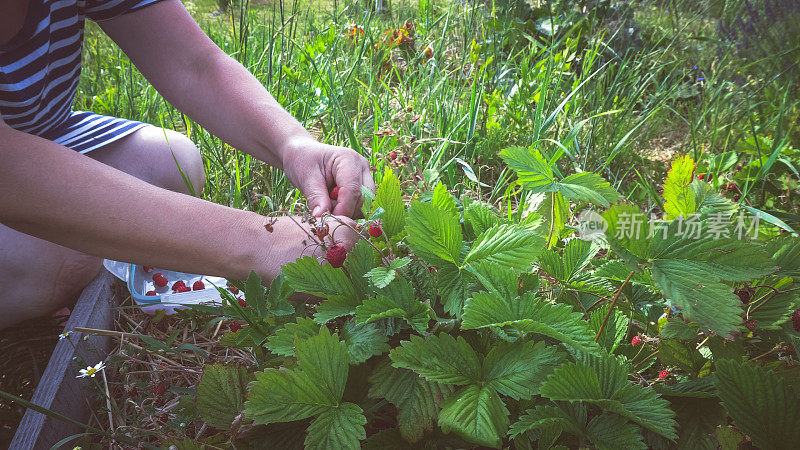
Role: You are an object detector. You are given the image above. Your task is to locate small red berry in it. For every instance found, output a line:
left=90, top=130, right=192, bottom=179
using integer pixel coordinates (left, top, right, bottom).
left=734, top=286, right=753, bottom=303
left=230, top=321, right=243, bottom=333
left=697, top=173, right=705, bottom=180
left=175, top=285, right=191, bottom=293
left=228, top=285, right=239, bottom=295
left=368, top=222, right=383, bottom=238
left=658, top=370, right=670, bottom=380
left=143, top=266, right=154, bottom=273
left=631, top=336, right=642, bottom=347
left=792, top=309, right=800, bottom=332
left=389, top=150, right=398, bottom=161
left=172, top=280, right=186, bottom=291
left=153, top=273, right=168, bottom=287
left=145, top=290, right=157, bottom=296
left=192, top=280, right=205, bottom=291
left=727, top=183, right=736, bottom=190
left=151, top=381, right=165, bottom=396
left=326, top=244, right=348, bottom=268
left=745, top=318, right=757, bottom=331
left=331, top=186, right=340, bottom=200
left=238, top=298, right=247, bottom=308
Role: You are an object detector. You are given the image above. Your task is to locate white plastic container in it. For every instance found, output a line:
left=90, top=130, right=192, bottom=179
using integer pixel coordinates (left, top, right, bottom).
left=104, top=259, right=227, bottom=308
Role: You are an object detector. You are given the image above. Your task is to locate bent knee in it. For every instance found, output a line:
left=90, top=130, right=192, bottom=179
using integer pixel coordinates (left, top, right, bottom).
left=159, top=129, right=206, bottom=195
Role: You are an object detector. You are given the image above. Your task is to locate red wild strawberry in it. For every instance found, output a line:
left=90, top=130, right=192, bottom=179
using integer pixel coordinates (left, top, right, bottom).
left=172, top=280, right=186, bottom=291
left=326, top=244, right=348, bottom=268
left=792, top=309, right=800, bottom=332
left=192, top=280, right=205, bottom=291
left=331, top=186, right=340, bottom=200
left=727, top=183, right=736, bottom=191
left=175, top=285, right=191, bottom=293
left=143, top=266, right=154, bottom=273
left=238, top=298, right=247, bottom=308
left=368, top=222, right=383, bottom=238
left=153, top=273, right=168, bottom=287
left=230, top=321, right=243, bottom=333
left=228, top=285, right=240, bottom=295
left=658, top=370, right=670, bottom=380
left=697, top=173, right=705, bottom=180
left=389, top=150, right=398, bottom=161
left=151, top=381, right=165, bottom=396
left=631, top=336, right=642, bottom=347
left=145, top=291, right=157, bottom=296
left=745, top=318, right=757, bottom=331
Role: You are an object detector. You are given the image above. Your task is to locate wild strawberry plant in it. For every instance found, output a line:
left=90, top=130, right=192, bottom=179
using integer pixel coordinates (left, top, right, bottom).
left=194, top=152, right=800, bottom=449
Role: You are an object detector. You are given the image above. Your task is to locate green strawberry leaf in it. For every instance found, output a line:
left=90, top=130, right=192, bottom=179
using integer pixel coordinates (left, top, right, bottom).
left=304, top=402, right=366, bottom=450
left=438, top=384, right=510, bottom=449
left=196, top=364, right=255, bottom=429
left=368, top=359, right=456, bottom=443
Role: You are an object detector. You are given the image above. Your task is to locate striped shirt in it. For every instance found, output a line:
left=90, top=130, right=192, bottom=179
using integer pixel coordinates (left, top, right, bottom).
left=0, top=0, right=162, bottom=153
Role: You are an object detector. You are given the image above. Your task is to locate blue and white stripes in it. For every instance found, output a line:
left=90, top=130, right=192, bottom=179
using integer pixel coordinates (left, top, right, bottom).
left=0, top=0, right=162, bottom=153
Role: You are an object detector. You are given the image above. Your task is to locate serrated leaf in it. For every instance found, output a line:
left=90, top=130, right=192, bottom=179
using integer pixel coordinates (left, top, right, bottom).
left=540, top=354, right=678, bottom=440
left=660, top=319, right=698, bottom=340
left=500, top=146, right=555, bottom=193
left=196, top=365, right=254, bottom=429
left=364, top=267, right=396, bottom=289
left=356, top=277, right=433, bottom=333
left=508, top=404, right=576, bottom=438
left=650, top=260, right=742, bottom=336
left=340, top=318, right=389, bottom=364
left=767, top=235, right=800, bottom=276
left=602, top=203, right=650, bottom=263
left=650, top=227, right=776, bottom=281
left=304, top=402, right=366, bottom=450
left=373, top=167, right=406, bottom=238
left=265, top=318, right=321, bottom=357
left=405, top=201, right=463, bottom=265
left=244, top=271, right=268, bottom=317
left=283, top=257, right=361, bottom=323
left=438, top=384, right=510, bottom=448
left=537, top=191, right=570, bottom=248
left=461, top=292, right=600, bottom=352
left=345, top=240, right=378, bottom=297
left=431, top=182, right=457, bottom=215
left=465, top=201, right=499, bottom=238
left=466, top=260, right=519, bottom=301
left=657, top=339, right=707, bottom=376
left=368, top=360, right=456, bottom=442
left=558, top=172, right=620, bottom=207
left=484, top=341, right=565, bottom=399
left=389, top=333, right=481, bottom=385
left=438, top=263, right=472, bottom=317
left=663, top=155, right=696, bottom=220
left=589, top=304, right=628, bottom=352
left=245, top=328, right=349, bottom=424
left=585, top=413, right=647, bottom=450
left=538, top=239, right=598, bottom=283
left=464, top=224, right=545, bottom=270
left=715, top=359, right=800, bottom=449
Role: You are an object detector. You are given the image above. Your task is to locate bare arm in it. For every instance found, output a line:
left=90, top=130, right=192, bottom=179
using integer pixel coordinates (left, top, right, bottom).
left=99, top=1, right=374, bottom=217
left=0, top=117, right=277, bottom=280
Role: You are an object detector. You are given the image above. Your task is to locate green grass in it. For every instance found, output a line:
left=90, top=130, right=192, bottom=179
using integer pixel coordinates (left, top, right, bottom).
left=75, top=0, right=800, bottom=223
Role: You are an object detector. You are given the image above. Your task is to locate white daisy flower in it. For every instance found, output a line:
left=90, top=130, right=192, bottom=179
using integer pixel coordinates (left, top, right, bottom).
left=58, top=331, right=71, bottom=340
left=77, top=361, right=106, bottom=378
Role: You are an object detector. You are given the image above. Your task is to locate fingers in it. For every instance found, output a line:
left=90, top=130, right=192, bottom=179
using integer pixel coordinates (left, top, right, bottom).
left=332, top=162, right=366, bottom=218
left=303, top=169, right=333, bottom=217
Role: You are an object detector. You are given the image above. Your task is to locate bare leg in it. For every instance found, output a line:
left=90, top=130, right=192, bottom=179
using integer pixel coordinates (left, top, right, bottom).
left=0, top=126, right=206, bottom=330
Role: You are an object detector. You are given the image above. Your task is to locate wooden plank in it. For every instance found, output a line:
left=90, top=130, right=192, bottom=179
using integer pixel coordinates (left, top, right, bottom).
left=10, top=269, right=117, bottom=450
